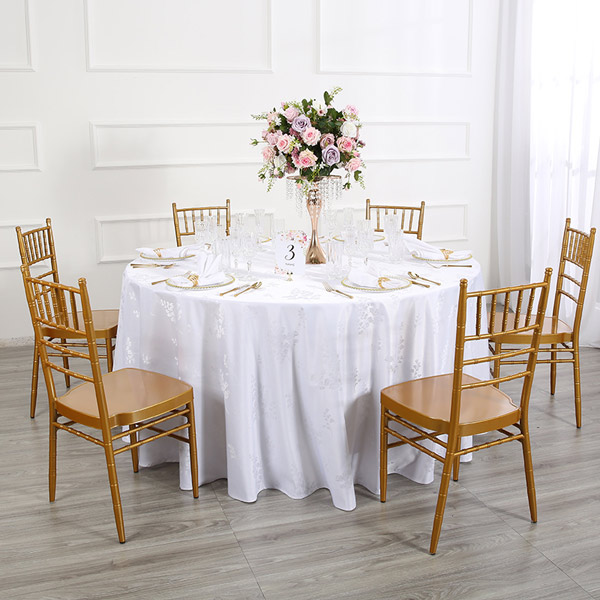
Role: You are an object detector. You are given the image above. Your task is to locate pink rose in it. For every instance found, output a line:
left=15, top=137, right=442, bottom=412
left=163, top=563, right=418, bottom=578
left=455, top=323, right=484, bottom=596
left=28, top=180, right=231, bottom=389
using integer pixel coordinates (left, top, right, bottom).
left=283, top=106, right=300, bottom=122
left=336, top=136, right=354, bottom=153
left=320, top=133, right=335, bottom=149
left=298, top=149, right=317, bottom=168
left=346, top=157, right=362, bottom=172
left=261, top=129, right=269, bottom=140
left=286, top=164, right=296, bottom=174
left=265, top=131, right=281, bottom=146
left=276, top=134, right=293, bottom=153
left=343, top=104, right=359, bottom=117
left=262, top=146, right=275, bottom=162
left=302, top=127, right=321, bottom=146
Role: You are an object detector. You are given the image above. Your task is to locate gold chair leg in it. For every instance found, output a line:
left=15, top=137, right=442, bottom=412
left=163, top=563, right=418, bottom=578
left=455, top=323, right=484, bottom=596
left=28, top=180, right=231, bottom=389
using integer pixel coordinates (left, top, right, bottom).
left=550, top=344, right=557, bottom=395
left=187, top=400, right=199, bottom=498
left=493, top=342, right=502, bottom=387
left=452, top=454, right=460, bottom=482
left=103, top=441, right=126, bottom=543
left=129, top=425, right=139, bottom=473
left=379, top=408, right=389, bottom=503
left=430, top=452, right=455, bottom=555
left=30, top=343, right=40, bottom=418
left=520, top=422, right=537, bottom=523
left=60, top=339, right=70, bottom=388
left=573, top=347, right=582, bottom=428
left=106, top=336, right=114, bottom=372
left=49, top=413, right=58, bottom=502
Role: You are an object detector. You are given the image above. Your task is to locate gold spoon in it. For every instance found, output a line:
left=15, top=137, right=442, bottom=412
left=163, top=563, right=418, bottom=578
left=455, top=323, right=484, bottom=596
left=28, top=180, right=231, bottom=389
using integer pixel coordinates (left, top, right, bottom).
left=408, top=272, right=441, bottom=286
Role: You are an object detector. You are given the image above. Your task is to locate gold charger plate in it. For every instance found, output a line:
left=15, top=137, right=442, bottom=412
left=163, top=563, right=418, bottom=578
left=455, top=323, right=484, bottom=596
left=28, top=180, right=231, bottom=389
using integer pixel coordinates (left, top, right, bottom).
left=166, top=274, right=235, bottom=290
left=333, top=234, right=385, bottom=243
left=140, top=253, right=195, bottom=261
left=341, top=276, right=410, bottom=292
left=412, top=252, right=472, bottom=262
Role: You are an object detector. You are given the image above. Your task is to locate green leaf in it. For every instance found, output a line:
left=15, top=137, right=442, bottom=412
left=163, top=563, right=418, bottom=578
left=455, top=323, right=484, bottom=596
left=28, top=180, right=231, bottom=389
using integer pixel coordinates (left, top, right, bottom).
left=324, top=91, right=332, bottom=106
left=302, top=99, right=309, bottom=113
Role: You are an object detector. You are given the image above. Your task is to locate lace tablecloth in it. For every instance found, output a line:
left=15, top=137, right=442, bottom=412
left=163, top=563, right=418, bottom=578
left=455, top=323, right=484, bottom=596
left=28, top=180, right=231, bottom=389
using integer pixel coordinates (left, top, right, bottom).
left=114, top=247, right=487, bottom=510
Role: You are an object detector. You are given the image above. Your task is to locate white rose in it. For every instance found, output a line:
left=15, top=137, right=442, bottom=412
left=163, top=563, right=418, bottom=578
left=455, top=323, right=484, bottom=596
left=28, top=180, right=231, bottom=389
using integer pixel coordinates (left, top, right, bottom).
left=274, top=154, right=286, bottom=169
left=340, top=121, right=357, bottom=138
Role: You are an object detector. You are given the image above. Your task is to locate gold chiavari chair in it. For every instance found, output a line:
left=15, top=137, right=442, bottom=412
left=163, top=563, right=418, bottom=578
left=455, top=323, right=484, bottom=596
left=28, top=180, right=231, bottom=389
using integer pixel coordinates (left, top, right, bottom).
left=16, top=219, right=119, bottom=418
left=365, top=199, right=425, bottom=239
left=380, top=269, right=552, bottom=554
left=21, top=269, right=199, bottom=543
left=172, top=200, right=231, bottom=246
left=491, top=219, right=596, bottom=428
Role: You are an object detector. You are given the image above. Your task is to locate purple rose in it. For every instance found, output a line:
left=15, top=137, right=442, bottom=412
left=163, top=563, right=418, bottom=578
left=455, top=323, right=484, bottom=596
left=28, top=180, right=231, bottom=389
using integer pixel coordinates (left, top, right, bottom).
left=291, top=115, right=310, bottom=133
left=322, top=144, right=340, bottom=166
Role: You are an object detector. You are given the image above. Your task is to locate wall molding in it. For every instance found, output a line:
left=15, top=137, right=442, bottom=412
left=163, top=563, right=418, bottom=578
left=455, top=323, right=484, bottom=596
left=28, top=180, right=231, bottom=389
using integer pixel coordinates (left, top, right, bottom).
left=0, top=0, right=34, bottom=72
left=83, top=0, right=273, bottom=73
left=0, top=123, right=41, bottom=171
left=89, top=121, right=262, bottom=169
left=362, top=120, right=470, bottom=162
left=425, top=202, right=469, bottom=242
left=95, top=214, right=172, bottom=263
left=317, top=0, right=473, bottom=77
left=0, top=219, right=48, bottom=269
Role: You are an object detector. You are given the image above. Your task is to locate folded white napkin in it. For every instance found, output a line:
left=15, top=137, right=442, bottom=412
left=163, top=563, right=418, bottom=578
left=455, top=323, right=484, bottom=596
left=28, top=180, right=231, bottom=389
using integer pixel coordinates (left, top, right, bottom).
left=194, top=251, right=224, bottom=285
left=348, top=265, right=387, bottom=288
left=136, top=246, right=195, bottom=259
left=403, top=238, right=471, bottom=261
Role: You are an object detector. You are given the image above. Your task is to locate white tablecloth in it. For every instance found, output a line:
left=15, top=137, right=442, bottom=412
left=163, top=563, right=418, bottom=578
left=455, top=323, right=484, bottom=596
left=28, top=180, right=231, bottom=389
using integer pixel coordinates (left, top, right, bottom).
left=114, top=246, right=487, bottom=510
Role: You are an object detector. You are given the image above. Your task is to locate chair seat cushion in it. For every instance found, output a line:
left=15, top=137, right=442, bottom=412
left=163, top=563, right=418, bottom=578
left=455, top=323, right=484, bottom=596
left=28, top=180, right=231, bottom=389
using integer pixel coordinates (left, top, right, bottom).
left=490, top=313, right=572, bottom=344
left=381, top=373, right=520, bottom=436
left=56, top=368, right=193, bottom=428
left=41, top=309, right=119, bottom=339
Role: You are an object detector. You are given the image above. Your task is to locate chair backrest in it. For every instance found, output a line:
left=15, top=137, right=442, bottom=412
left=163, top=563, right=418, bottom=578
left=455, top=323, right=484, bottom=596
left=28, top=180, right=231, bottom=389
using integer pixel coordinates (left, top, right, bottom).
left=365, top=200, right=425, bottom=239
left=20, top=268, right=110, bottom=424
left=551, top=218, right=596, bottom=339
left=448, top=268, right=552, bottom=436
left=16, top=218, right=60, bottom=281
left=172, top=200, right=231, bottom=246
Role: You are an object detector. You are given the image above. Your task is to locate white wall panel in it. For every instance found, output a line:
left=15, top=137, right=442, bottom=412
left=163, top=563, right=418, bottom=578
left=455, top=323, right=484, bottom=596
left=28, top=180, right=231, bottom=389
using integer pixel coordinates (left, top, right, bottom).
left=424, top=204, right=468, bottom=242
left=0, top=0, right=500, bottom=340
left=85, top=0, right=272, bottom=72
left=0, top=219, right=47, bottom=270
left=0, top=0, right=33, bottom=71
left=0, top=124, right=40, bottom=171
left=95, top=215, right=174, bottom=263
left=362, top=122, right=469, bottom=161
left=319, top=0, right=472, bottom=75
left=91, top=122, right=263, bottom=169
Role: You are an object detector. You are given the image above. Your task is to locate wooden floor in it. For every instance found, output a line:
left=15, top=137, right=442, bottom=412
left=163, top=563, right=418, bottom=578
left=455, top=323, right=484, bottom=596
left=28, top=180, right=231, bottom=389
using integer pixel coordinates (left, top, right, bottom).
left=1, top=345, right=599, bottom=600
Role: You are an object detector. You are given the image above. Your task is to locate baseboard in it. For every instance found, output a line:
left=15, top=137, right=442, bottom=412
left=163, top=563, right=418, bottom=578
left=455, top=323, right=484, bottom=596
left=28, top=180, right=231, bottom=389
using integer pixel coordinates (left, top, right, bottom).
left=0, top=336, right=34, bottom=347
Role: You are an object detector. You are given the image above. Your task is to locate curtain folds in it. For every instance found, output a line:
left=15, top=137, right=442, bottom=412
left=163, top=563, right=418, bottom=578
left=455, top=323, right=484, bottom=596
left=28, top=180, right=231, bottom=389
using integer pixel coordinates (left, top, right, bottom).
left=490, top=0, right=533, bottom=289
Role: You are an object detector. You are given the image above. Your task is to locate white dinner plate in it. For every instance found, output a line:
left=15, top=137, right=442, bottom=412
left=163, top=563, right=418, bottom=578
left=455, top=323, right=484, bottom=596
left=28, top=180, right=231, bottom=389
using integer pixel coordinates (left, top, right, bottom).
left=412, top=252, right=472, bottom=262
left=166, top=274, right=235, bottom=290
left=341, top=276, right=410, bottom=292
left=139, top=252, right=195, bottom=261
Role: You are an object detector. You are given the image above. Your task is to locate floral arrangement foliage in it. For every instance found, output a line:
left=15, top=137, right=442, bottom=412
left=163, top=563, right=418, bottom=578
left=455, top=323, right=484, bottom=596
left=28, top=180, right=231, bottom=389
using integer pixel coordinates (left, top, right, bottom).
left=251, top=87, right=365, bottom=190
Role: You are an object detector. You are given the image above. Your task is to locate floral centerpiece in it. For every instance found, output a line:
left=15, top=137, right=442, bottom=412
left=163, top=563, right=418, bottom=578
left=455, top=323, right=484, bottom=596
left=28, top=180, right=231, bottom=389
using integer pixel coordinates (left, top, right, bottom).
left=251, top=87, right=365, bottom=264
left=250, top=86, right=365, bottom=191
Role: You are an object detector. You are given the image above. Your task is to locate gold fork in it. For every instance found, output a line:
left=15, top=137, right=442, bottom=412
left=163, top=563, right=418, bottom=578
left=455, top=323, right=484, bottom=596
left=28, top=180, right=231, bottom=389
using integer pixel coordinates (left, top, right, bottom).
left=234, top=281, right=262, bottom=297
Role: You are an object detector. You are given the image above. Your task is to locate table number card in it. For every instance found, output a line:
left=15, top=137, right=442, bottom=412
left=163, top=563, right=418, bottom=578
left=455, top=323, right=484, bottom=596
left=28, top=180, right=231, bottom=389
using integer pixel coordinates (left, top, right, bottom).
left=274, top=230, right=308, bottom=276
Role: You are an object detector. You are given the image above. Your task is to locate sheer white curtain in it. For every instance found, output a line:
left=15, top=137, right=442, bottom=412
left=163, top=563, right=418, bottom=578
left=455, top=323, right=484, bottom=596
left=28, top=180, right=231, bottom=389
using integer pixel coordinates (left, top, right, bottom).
left=490, top=0, right=533, bottom=289
left=493, top=0, right=600, bottom=346
left=529, top=0, right=600, bottom=345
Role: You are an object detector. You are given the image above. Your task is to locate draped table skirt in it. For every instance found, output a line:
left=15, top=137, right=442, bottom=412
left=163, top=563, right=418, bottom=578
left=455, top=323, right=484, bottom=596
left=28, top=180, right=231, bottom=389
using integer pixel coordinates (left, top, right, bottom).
left=114, top=249, right=487, bottom=511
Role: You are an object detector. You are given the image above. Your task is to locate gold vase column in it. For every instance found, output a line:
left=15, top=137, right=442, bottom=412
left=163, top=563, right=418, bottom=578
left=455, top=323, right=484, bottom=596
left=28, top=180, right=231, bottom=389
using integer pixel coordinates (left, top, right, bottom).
left=305, top=182, right=326, bottom=264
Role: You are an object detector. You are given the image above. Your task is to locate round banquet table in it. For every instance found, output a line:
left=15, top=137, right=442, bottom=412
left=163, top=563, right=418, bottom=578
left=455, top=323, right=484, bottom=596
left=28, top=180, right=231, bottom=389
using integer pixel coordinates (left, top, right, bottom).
left=113, top=244, right=488, bottom=511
